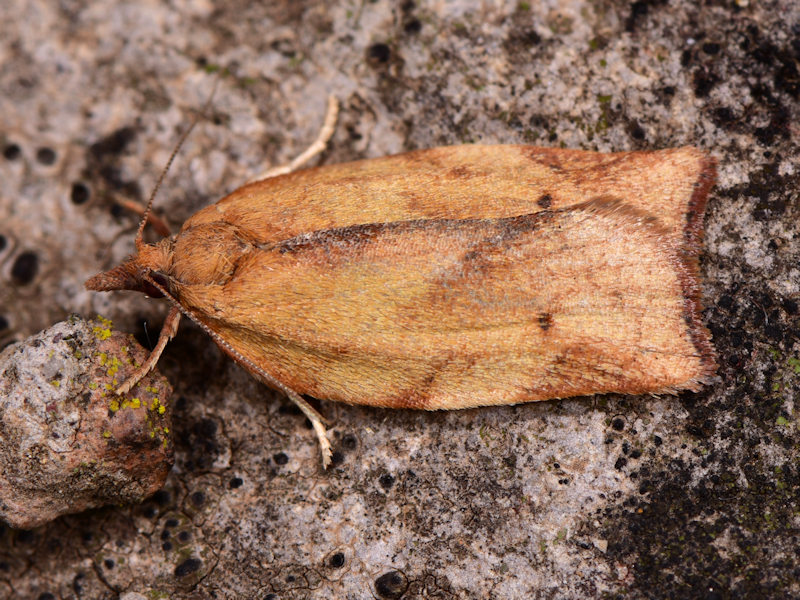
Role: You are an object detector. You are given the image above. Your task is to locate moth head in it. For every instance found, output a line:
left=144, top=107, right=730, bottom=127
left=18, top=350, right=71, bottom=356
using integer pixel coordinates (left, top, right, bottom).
left=85, top=240, right=174, bottom=299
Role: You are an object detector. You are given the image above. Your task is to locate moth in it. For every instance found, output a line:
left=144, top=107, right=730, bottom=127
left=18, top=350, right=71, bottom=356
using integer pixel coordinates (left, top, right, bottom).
left=86, top=101, right=717, bottom=467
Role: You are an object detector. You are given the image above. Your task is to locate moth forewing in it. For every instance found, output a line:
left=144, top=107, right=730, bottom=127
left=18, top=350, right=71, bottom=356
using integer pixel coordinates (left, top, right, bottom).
left=171, top=199, right=715, bottom=411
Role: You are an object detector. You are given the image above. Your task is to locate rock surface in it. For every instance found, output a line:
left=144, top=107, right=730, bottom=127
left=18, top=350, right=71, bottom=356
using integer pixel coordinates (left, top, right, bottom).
left=0, top=317, right=173, bottom=529
left=0, top=0, right=798, bottom=598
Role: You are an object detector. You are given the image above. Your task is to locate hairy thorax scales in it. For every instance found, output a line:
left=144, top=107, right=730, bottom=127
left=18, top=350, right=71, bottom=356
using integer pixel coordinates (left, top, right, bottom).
left=169, top=222, right=252, bottom=287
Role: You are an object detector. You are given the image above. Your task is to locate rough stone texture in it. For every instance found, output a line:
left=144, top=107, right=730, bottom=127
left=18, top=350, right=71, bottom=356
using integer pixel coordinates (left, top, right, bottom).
left=0, top=317, right=173, bottom=529
left=0, top=0, right=798, bottom=598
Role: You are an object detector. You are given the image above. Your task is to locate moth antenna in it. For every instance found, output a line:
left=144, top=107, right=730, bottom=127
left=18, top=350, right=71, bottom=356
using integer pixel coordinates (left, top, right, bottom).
left=134, top=121, right=197, bottom=251
left=134, top=80, right=220, bottom=250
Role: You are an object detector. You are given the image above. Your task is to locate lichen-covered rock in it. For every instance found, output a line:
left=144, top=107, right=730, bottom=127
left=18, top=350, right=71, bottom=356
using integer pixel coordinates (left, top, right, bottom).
left=0, top=315, right=173, bottom=528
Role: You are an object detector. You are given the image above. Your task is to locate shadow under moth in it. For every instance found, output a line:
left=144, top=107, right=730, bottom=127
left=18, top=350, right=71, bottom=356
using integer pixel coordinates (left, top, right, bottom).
left=86, top=123, right=717, bottom=468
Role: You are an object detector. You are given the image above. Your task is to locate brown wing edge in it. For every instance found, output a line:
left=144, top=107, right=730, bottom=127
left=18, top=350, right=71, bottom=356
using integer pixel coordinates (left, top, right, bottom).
left=674, top=153, right=718, bottom=392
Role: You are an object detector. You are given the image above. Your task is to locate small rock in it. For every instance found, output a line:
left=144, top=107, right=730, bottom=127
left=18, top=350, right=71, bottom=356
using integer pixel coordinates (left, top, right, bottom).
left=0, top=315, right=173, bottom=528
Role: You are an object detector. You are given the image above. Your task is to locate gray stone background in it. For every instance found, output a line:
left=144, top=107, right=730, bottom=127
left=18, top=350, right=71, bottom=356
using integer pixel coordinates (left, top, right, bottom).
left=1, top=0, right=799, bottom=598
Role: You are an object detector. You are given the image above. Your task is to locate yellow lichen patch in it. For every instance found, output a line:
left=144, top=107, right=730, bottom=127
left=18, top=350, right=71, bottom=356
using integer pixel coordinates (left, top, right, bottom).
left=102, top=430, right=112, bottom=439
left=109, top=399, right=120, bottom=412
left=93, top=323, right=112, bottom=341
left=158, top=405, right=166, bottom=415
left=50, top=380, right=60, bottom=388
left=131, top=398, right=141, bottom=409
left=106, top=356, right=122, bottom=378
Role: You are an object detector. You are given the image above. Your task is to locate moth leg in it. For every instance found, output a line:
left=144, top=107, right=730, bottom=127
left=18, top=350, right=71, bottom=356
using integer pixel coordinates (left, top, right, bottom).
left=248, top=95, right=338, bottom=183
left=116, top=197, right=172, bottom=237
left=283, top=390, right=333, bottom=469
left=168, top=307, right=334, bottom=469
left=117, top=306, right=181, bottom=395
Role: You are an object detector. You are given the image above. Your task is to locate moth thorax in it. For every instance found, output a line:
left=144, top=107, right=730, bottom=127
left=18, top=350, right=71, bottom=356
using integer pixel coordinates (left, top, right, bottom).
left=171, top=222, right=250, bottom=286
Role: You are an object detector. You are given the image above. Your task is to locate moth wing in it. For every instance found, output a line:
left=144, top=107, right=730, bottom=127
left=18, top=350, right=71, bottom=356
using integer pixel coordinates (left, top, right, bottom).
left=176, top=199, right=715, bottom=409
left=182, top=145, right=714, bottom=249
